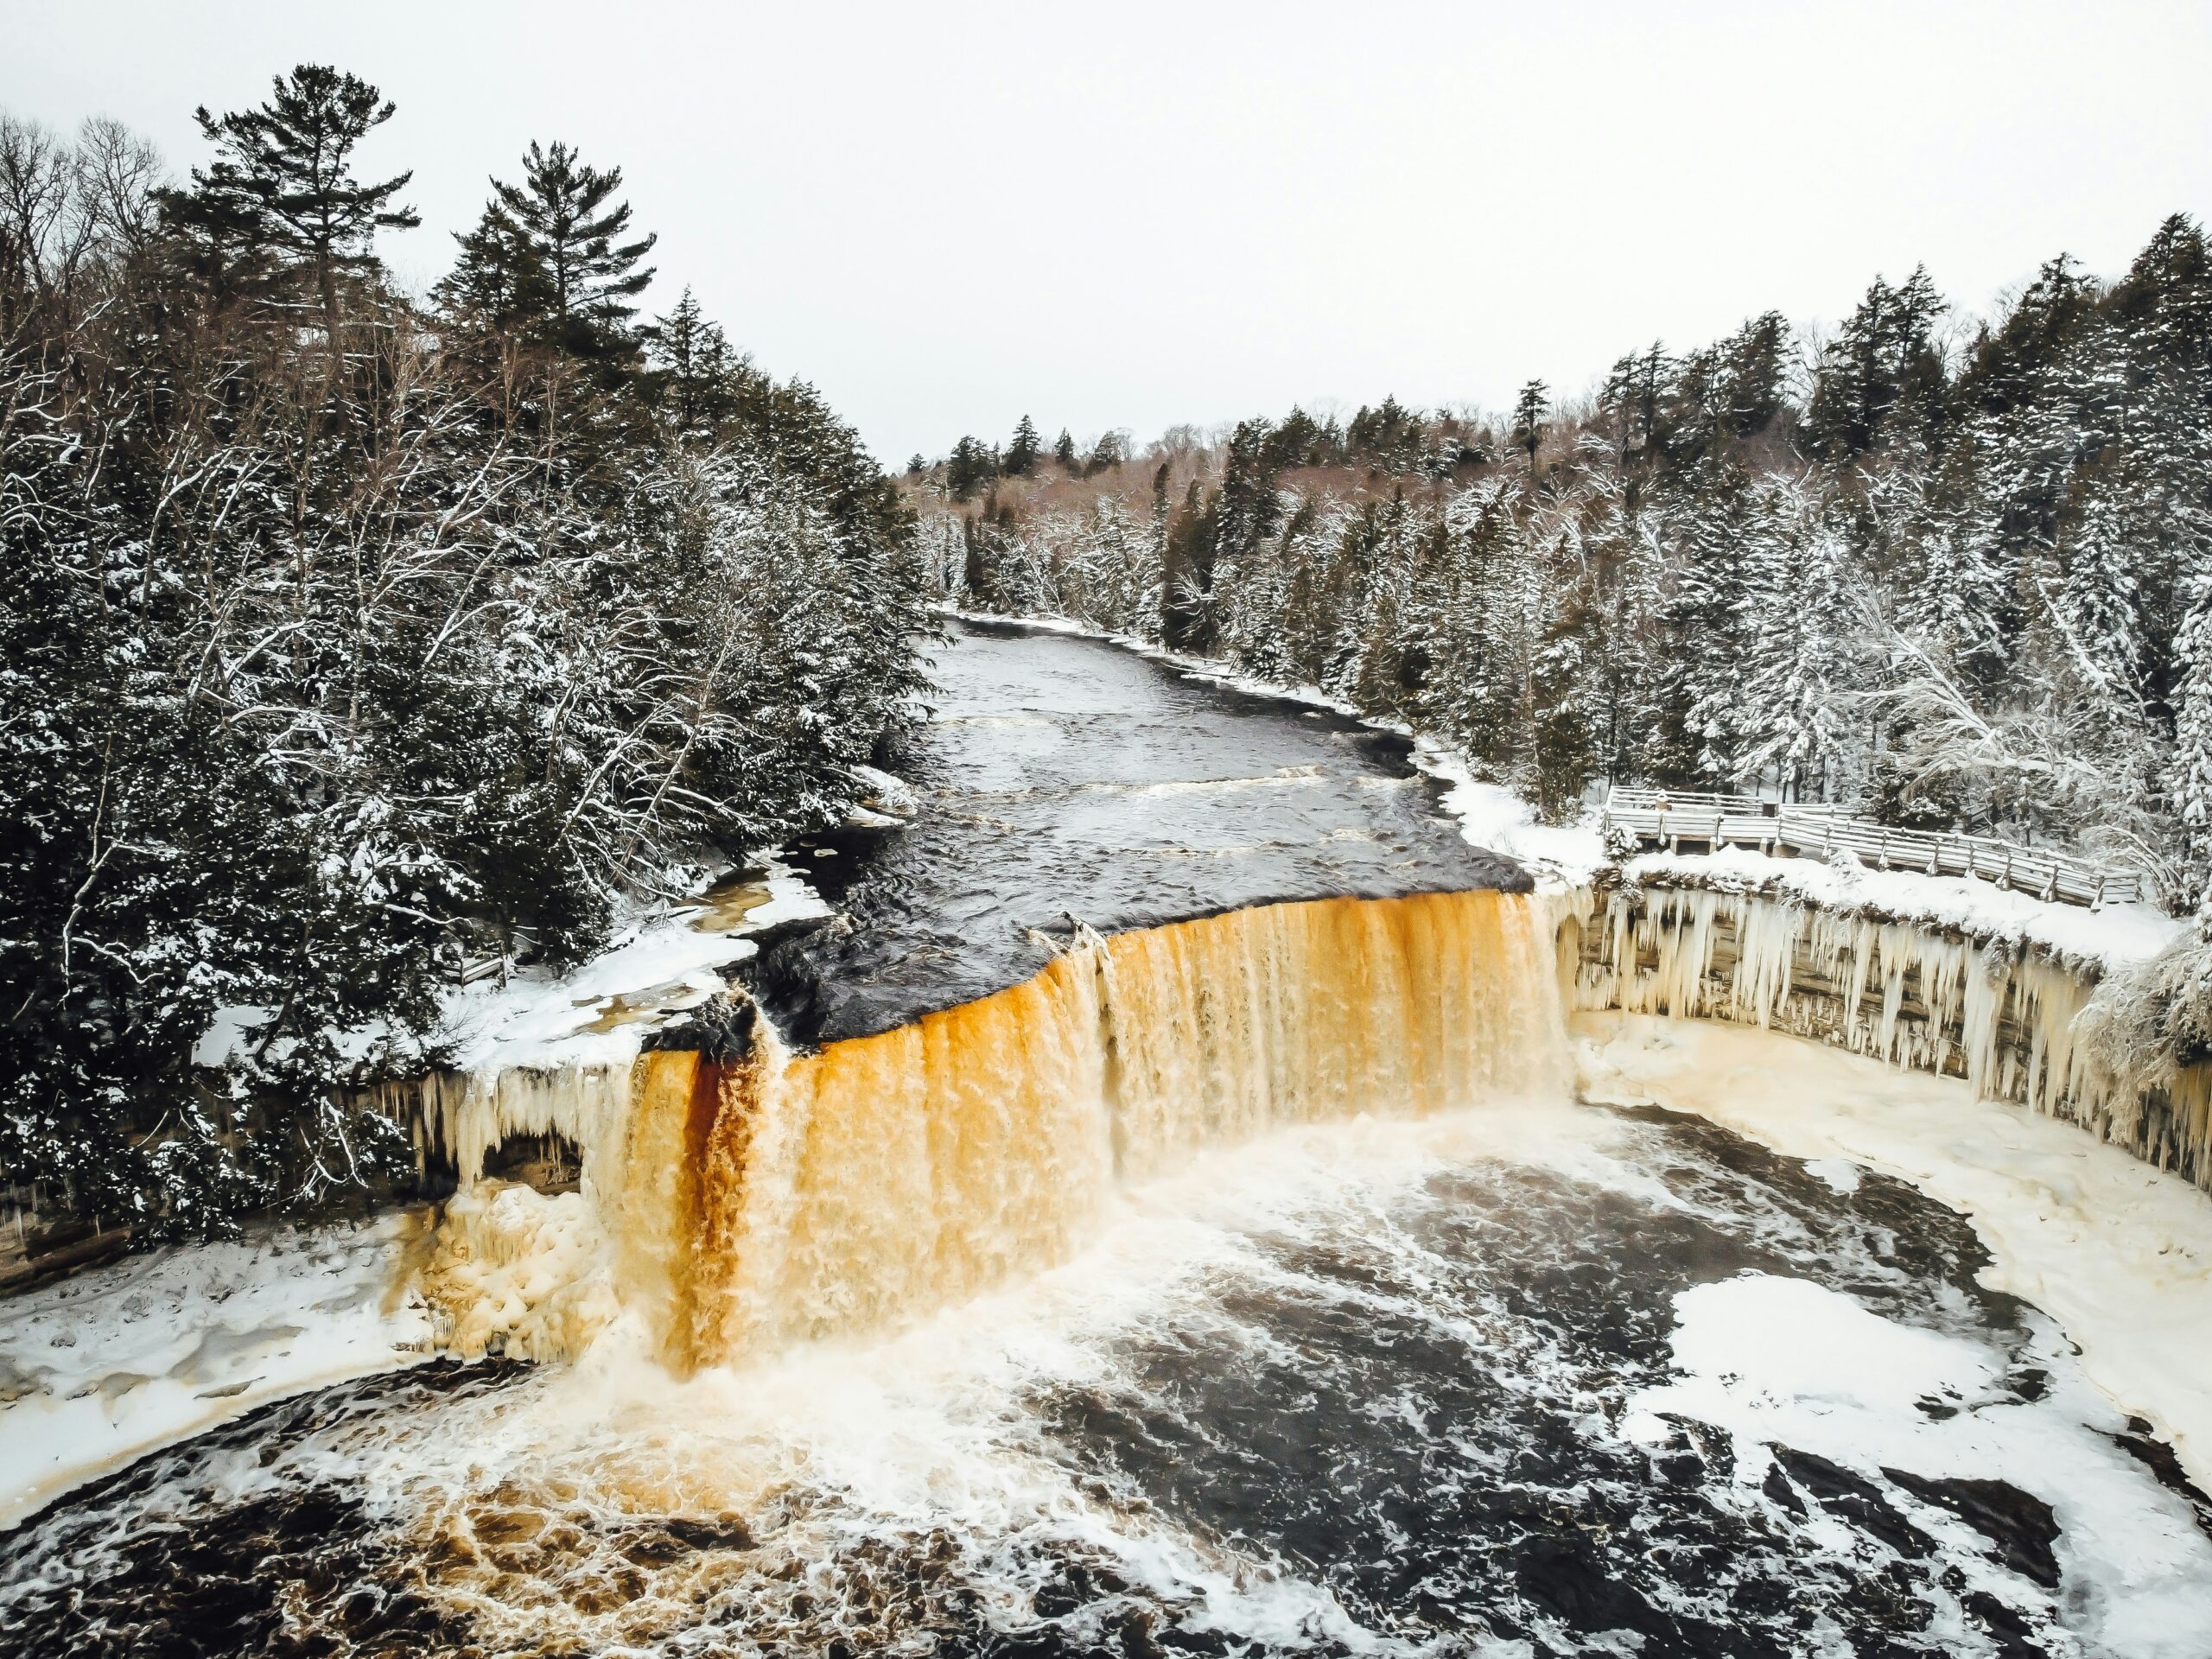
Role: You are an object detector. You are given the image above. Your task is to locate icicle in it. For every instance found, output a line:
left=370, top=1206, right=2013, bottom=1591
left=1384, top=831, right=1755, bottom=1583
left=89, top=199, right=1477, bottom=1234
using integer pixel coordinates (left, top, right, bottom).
left=1575, top=880, right=2212, bottom=1198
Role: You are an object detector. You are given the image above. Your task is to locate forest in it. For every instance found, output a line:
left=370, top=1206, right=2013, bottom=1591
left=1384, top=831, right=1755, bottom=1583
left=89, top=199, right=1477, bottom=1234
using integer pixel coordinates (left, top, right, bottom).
left=6, top=67, right=2209, bottom=1249
left=922, top=226, right=2212, bottom=918
left=0, top=68, right=929, bottom=1236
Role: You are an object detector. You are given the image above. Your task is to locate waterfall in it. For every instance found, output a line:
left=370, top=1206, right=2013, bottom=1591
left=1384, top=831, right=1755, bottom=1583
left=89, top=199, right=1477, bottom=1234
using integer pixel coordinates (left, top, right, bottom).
left=416, top=890, right=1567, bottom=1369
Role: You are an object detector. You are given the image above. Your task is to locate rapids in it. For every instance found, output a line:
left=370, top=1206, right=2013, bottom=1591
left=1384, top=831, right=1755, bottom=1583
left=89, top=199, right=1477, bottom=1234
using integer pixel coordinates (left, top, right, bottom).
left=10, top=1089, right=2210, bottom=1656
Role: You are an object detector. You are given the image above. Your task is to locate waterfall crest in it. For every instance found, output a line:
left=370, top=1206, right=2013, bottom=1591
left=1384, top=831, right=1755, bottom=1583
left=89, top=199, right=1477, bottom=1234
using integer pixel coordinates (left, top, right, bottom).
left=419, top=890, right=1567, bottom=1369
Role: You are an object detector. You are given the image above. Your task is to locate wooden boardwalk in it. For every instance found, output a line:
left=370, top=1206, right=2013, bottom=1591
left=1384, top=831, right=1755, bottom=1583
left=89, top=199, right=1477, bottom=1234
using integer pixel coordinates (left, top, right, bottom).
left=1599, top=787, right=2145, bottom=909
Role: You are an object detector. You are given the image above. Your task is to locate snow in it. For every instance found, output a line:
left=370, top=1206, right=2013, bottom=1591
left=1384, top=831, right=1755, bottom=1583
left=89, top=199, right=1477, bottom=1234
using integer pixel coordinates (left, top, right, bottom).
left=1414, top=746, right=1607, bottom=879
left=0, top=1215, right=433, bottom=1528
left=435, top=859, right=826, bottom=1075
left=1577, top=1010, right=2212, bottom=1497
left=189, top=858, right=830, bottom=1078
left=1623, top=1272, right=2212, bottom=1657
left=1624, top=842, right=2182, bottom=972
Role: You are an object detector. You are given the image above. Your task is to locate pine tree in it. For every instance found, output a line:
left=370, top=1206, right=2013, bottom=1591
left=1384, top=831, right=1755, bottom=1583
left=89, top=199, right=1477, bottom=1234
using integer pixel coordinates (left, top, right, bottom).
left=1805, top=268, right=1949, bottom=460
left=1879, top=454, right=2012, bottom=686
left=1529, top=582, right=1600, bottom=821
left=1052, top=428, right=1078, bottom=470
left=486, top=140, right=657, bottom=358
left=648, top=285, right=733, bottom=439
left=439, top=202, right=550, bottom=335
left=1600, top=344, right=1669, bottom=467
left=947, top=435, right=995, bottom=501
left=1644, top=463, right=1756, bottom=785
left=1161, top=478, right=1218, bottom=651
left=2114, top=213, right=2212, bottom=380
left=2173, top=582, right=2212, bottom=915
left=1718, top=312, right=1791, bottom=437
left=1512, top=380, right=1549, bottom=469
left=1004, top=414, right=1042, bottom=477
left=1961, top=256, right=2091, bottom=419
left=1740, top=480, right=1860, bottom=800
left=179, top=65, right=416, bottom=352
left=2055, top=483, right=2147, bottom=709
left=1217, top=416, right=1281, bottom=559
left=1085, top=429, right=1127, bottom=475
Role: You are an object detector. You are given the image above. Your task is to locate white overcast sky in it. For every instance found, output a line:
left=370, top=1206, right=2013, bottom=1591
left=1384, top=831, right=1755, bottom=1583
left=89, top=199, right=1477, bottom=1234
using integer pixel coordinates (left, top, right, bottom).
left=4, top=2, right=2207, bottom=466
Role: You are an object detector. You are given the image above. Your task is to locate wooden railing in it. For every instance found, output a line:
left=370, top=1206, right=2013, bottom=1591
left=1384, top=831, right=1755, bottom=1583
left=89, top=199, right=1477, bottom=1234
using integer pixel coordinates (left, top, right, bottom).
left=1600, top=787, right=2145, bottom=909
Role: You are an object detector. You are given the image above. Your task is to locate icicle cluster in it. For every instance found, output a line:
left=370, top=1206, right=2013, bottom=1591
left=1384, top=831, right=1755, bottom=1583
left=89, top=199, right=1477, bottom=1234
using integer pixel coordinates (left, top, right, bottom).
left=1567, top=882, right=2212, bottom=1188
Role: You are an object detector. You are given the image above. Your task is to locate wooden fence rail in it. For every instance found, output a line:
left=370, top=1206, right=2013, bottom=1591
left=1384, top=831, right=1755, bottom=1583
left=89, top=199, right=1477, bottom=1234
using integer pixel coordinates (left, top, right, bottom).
left=1599, top=787, right=2145, bottom=909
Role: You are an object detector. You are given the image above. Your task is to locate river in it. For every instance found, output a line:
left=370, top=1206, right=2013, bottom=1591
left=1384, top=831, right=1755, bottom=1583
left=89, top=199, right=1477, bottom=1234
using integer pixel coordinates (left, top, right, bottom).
left=3, top=622, right=2209, bottom=1659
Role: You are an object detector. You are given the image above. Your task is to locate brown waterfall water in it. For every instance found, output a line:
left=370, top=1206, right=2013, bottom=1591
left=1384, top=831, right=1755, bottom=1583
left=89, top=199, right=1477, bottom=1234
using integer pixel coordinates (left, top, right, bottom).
left=547, top=890, right=1567, bottom=1374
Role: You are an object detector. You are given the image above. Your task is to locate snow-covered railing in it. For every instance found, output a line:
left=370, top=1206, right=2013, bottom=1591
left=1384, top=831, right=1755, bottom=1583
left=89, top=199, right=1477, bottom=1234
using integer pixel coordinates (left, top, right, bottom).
left=1603, top=786, right=1844, bottom=817
left=1600, top=787, right=2145, bottom=909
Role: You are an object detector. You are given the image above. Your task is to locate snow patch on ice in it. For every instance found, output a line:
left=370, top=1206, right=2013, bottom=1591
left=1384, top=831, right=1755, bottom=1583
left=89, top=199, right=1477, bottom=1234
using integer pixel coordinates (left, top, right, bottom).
left=1626, top=1272, right=2212, bottom=1657
left=1578, top=1010, right=2212, bottom=1496
left=1630, top=1273, right=1996, bottom=1427
left=0, top=1216, right=433, bottom=1529
left=1801, top=1157, right=1864, bottom=1195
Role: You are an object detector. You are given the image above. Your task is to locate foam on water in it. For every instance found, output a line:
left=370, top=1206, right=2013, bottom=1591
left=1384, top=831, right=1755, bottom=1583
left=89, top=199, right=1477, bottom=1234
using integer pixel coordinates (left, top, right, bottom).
left=9, top=1092, right=2209, bottom=1656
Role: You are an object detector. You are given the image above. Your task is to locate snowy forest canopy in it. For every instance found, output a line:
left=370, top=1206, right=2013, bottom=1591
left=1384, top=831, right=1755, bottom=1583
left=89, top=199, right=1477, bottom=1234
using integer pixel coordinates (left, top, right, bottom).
left=921, top=225, right=2212, bottom=913
left=0, top=68, right=929, bottom=1236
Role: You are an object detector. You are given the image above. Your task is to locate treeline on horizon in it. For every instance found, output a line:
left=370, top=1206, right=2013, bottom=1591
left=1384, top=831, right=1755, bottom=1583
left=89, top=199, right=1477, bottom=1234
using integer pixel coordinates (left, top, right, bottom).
left=918, top=223, right=2212, bottom=917
left=0, top=68, right=928, bottom=1236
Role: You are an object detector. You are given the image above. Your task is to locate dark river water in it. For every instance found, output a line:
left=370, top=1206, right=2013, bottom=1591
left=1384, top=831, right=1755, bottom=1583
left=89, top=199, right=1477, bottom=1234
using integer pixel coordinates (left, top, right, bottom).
left=741, top=618, right=1524, bottom=1046
left=3, top=622, right=2208, bottom=1658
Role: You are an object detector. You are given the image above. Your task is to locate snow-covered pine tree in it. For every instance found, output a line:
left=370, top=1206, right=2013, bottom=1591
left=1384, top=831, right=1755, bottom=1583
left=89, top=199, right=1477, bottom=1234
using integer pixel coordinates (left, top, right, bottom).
left=2174, top=582, right=2212, bottom=917
left=1739, top=477, right=1864, bottom=801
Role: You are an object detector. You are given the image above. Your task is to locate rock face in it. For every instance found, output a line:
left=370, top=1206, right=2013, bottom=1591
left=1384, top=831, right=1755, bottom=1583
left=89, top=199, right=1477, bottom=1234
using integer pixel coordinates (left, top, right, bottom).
left=741, top=619, right=1529, bottom=1046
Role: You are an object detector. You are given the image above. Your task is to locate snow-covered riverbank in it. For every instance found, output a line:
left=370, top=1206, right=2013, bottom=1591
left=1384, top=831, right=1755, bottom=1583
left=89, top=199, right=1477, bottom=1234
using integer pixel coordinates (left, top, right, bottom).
left=0, top=1217, right=432, bottom=1528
